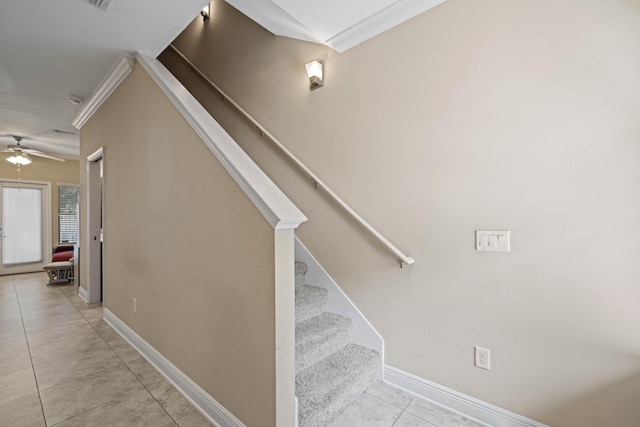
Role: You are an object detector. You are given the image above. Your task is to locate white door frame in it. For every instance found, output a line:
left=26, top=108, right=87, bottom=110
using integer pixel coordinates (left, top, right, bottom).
left=0, top=180, right=51, bottom=275
left=85, top=148, right=103, bottom=303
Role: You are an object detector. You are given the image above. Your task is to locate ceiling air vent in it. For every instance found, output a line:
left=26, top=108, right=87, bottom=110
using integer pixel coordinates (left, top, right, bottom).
left=54, top=129, right=78, bottom=136
left=81, top=0, right=112, bottom=12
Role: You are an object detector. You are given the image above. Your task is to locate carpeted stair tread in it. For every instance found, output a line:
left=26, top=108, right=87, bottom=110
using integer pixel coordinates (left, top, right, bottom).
left=296, top=343, right=380, bottom=426
left=296, top=312, right=352, bottom=373
left=295, top=284, right=328, bottom=324
left=295, top=261, right=308, bottom=288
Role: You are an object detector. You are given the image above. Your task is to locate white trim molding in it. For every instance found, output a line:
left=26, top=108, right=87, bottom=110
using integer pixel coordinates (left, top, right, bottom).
left=86, top=147, right=104, bottom=162
left=328, top=0, right=447, bottom=52
left=226, top=0, right=447, bottom=53
left=135, top=53, right=307, bottom=231
left=384, top=365, right=549, bottom=427
left=84, top=147, right=104, bottom=304
left=77, top=285, right=89, bottom=303
left=0, top=180, right=51, bottom=276
left=103, top=308, right=245, bottom=427
left=72, top=55, right=135, bottom=129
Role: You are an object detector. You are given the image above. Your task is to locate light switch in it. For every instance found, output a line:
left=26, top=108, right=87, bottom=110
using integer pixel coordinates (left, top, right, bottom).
left=476, top=230, right=510, bottom=252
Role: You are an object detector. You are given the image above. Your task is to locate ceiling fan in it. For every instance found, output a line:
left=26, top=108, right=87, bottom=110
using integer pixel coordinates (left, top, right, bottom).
left=1, top=135, right=65, bottom=164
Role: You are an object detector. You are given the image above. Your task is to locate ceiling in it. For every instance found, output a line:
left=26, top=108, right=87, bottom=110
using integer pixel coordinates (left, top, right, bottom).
left=0, top=0, right=209, bottom=160
left=228, top=0, right=447, bottom=52
left=0, top=0, right=445, bottom=161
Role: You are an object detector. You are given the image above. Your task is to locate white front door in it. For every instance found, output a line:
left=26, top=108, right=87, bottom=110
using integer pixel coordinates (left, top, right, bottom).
left=0, top=181, right=51, bottom=275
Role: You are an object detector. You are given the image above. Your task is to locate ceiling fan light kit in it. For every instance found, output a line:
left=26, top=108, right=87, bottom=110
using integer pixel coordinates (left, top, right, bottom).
left=1, top=135, right=66, bottom=164
left=6, top=152, right=32, bottom=165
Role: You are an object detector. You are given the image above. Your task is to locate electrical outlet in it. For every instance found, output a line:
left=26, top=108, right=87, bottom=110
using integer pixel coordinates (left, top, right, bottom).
left=475, top=346, right=490, bottom=370
left=133, top=298, right=137, bottom=313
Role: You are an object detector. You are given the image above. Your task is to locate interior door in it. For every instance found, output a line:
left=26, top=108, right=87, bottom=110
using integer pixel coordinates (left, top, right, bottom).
left=0, top=181, right=51, bottom=275
left=86, top=149, right=103, bottom=303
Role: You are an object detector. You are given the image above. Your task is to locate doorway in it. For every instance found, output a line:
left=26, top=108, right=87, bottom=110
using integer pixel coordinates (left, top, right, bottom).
left=85, top=148, right=103, bottom=303
left=0, top=180, right=51, bottom=275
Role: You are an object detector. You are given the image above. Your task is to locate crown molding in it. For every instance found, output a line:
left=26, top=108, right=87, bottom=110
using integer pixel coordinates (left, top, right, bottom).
left=328, top=0, right=447, bottom=52
left=72, top=55, right=135, bottom=129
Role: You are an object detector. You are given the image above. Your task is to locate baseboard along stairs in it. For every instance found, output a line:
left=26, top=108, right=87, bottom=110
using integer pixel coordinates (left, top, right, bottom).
left=294, top=261, right=381, bottom=426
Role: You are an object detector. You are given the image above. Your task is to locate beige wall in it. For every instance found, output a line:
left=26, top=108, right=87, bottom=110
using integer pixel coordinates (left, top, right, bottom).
left=0, top=157, right=79, bottom=248
left=164, top=0, right=640, bottom=426
left=80, top=64, right=279, bottom=426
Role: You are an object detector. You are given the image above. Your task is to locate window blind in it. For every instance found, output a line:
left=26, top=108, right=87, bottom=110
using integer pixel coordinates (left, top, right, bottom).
left=58, top=185, right=79, bottom=243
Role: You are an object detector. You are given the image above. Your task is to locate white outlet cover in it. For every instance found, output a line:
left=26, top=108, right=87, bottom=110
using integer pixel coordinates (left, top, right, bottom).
left=475, top=346, right=490, bottom=370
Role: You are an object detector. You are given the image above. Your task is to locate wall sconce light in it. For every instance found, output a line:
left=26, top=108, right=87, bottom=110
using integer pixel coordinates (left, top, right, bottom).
left=201, top=3, right=210, bottom=22
left=6, top=152, right=32, bottom=165
left=305, top=60, right=324, bottom=91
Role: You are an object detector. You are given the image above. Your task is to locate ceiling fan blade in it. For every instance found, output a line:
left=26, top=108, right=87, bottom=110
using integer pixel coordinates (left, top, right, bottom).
left=2, top=136, right=70, bottom=161
left=27, top=151, right=66, bottom=162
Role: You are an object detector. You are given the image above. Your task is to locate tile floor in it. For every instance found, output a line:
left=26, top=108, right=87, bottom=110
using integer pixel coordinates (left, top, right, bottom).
left=328, top=382, right=486, bottom=427
left=0, top=272, right=486, bottom=427
left=0, top=272, right=214, bottom=427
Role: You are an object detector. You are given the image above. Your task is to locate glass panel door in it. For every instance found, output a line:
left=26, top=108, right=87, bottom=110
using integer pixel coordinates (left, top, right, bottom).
left=0, top=182, right=50, bottom=275
left=2, top=187, right=42, bottom=264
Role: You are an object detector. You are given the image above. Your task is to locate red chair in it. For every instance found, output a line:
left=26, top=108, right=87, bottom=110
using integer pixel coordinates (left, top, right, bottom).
left=51, top=244, right=74, bottom=262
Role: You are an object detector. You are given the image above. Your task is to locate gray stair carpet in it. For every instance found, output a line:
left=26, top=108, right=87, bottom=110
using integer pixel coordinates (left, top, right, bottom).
left=294, top=262, right=380, bottom=426
left=295, top=261, right=308, bottom=288
left=296, top=312, right=352, bottom=373
left=295, top=284, right=328, bottom=324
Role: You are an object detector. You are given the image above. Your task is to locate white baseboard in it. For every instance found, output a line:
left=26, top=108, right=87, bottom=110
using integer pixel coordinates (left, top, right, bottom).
left=384, top=365, right=549, bottom=427
left=103, top=308, right=245, bottom=427
left=78, top=286, right=89, bottom=303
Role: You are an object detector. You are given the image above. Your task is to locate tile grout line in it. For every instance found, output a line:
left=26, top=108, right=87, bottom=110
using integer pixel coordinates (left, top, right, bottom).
left=36, top=284, right=139, bottom=426
left=366, top=390, right=412, bottom=427
left=15, top=274, right=53, bottom=427
left=96, top=324, right=196, bottom=426
left=62, top=289, right=190, bottom=426
left=29, top=280, right=119, bottom=426
left=43, top=284, right=133, bottom=426
left=6, top=275, right=196, bottom=427
left=361, top=387, right=442, bottom=427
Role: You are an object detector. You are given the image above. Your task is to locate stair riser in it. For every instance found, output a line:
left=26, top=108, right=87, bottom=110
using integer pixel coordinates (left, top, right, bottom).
left=295, top=288, right=328, bottom=324
left=296, top=303, right=325, bottom=324
left=299, top=368, right=378, bottom=426
left=296, top=344, right=380, bottom=427
left=296, top=327, right=350, bottom=374
left=295, top=261, right=307, bottom=289
left=295, top=271, right=305, bottom=288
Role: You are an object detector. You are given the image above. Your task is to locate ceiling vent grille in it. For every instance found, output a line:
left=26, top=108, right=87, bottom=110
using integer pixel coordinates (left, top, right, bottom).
left=81, top=0, right=112, bottom=12
left=54, top=129, right=78, bottom=136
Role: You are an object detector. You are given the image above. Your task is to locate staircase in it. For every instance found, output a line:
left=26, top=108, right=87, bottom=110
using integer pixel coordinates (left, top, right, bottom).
left=294, top=261, right=381, bottom=426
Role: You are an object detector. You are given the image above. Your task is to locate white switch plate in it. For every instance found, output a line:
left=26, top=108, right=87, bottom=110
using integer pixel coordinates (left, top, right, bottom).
left=476, top=230, right=510, bottom=252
